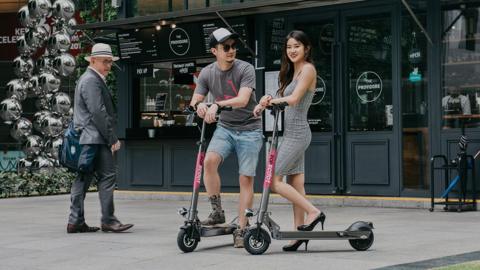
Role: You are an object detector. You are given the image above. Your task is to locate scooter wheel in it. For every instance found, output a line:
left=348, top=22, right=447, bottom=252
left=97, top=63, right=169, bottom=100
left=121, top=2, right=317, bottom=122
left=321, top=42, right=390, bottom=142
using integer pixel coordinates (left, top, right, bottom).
left=349, top=227, right=374, bottom=251
left=177, top=228, right=199, bottom=253
left=243, top=227, right=271, bottom=255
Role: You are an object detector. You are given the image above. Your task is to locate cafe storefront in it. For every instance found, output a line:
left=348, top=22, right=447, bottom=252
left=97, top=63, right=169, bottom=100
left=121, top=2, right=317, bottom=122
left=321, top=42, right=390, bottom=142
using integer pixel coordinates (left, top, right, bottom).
left=75, top=0, right=480, bottom=198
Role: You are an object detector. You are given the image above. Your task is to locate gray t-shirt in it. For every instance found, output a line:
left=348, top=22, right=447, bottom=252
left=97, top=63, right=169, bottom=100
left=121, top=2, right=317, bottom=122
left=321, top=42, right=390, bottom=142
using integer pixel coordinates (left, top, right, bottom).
left=194, top=59, right=261, bottom=131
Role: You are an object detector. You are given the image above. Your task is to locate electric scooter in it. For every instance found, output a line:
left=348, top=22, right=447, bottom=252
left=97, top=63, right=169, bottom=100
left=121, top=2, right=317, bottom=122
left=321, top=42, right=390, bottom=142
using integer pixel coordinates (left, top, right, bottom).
left=177, top=104, right=236, bottom=253
left=243, top=103, right=375, bottom=255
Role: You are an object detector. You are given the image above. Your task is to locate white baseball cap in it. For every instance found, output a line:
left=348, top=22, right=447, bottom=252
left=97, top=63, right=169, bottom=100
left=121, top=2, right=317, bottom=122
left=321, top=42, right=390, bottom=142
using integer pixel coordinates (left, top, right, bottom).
left=209, top=27, right=239, bottom=48
left=85, top=43, right=119, bottom=62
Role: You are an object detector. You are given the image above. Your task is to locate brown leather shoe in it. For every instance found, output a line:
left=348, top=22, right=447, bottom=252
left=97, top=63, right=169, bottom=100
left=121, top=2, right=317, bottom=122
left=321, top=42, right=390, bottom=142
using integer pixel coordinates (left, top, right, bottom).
left=101, top=223, right=134, bottom=233
left=67, top=223, right=100, bottom=233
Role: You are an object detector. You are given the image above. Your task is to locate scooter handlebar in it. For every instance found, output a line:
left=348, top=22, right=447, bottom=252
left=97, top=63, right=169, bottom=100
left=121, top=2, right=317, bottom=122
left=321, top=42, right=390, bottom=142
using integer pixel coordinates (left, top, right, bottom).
left=266, top=102, right=289, bottom=111
left=183, top=104, right=233, bottom=115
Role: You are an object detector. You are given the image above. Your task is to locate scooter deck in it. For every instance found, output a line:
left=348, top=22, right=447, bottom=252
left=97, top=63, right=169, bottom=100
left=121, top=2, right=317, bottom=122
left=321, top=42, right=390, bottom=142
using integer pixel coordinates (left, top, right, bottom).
left=275, top=230, right=371, bottom=240
left=200, top=223, right=237, bottom=237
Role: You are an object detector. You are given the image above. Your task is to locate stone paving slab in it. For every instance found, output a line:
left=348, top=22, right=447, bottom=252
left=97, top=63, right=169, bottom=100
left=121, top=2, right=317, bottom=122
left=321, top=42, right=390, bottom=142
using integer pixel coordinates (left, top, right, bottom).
left=1, top=194, right=479, bottom=270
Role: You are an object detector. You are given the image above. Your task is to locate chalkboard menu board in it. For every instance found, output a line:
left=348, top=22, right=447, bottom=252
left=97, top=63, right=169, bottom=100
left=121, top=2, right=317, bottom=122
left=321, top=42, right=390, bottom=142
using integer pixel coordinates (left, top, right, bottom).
left=116, top=17, right=250, bottom=62
left=117, top=28, right=159, bottom=62
left=266, top=17, right=287, bottom=69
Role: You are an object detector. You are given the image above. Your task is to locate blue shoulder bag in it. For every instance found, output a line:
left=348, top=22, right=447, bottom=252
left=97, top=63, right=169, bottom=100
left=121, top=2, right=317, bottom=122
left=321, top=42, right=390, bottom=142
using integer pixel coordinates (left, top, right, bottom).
left=59, top=122, right=97, bottom=172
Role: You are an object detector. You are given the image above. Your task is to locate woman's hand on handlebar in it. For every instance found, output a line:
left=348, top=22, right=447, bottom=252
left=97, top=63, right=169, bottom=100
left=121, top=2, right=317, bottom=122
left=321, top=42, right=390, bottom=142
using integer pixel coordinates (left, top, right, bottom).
left=205, top=103, right=219, bottom=123
left=196, top=103, right=208, bottom=118
left=259, top=95, right=272, bottom=107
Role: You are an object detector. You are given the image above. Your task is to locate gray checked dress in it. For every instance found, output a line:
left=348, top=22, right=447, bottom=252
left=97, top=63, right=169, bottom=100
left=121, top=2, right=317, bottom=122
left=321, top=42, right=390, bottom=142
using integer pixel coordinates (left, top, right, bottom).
left=275, top=79, right=314, bottom=175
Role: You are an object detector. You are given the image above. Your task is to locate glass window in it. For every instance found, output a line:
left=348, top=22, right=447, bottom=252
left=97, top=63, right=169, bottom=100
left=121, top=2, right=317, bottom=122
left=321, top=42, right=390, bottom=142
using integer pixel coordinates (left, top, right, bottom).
left=401, top=0, right=429, bottom=191
left=136, top=61, right=212, bottom=128
left=173, top=0, right=186, bottom=10
left=188, top=0, right=205, bottom=9
left=346, top=13, right=393, bottom=131
left=295, top=21, right=335, bottom=132
left=136, top=0, right=169, bottom=15
left=441, top=1, right=480, bottom=130
left=209, top=0, right=241, bottom=7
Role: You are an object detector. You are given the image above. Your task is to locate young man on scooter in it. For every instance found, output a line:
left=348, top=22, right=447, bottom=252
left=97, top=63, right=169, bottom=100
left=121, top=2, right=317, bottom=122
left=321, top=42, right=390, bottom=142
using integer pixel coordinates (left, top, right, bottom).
left=189, top=28, right=263, bottom=248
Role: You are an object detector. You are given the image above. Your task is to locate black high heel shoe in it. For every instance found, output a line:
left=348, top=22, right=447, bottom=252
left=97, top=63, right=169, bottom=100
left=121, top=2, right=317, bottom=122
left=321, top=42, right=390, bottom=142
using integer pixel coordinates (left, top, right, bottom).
left=297, top=212, right=326, bottom=231
left=282, top=240, right=309, bottom=252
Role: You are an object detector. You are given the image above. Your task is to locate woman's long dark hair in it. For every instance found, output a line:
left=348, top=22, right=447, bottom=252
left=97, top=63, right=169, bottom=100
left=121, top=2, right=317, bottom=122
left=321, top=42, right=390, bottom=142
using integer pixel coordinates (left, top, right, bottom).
left=277, top=30, right=313, bottom=97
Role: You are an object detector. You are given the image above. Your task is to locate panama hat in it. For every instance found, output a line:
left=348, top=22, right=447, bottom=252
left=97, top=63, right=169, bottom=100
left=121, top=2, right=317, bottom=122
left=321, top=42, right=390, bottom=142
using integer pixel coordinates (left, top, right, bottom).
left=84, top=43, right=119, bottom=62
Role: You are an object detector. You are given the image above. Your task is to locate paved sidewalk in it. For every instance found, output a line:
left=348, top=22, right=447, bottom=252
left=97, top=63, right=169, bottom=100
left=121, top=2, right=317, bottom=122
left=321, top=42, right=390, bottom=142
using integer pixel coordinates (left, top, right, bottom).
left=1, top=193, right=479, bottom=270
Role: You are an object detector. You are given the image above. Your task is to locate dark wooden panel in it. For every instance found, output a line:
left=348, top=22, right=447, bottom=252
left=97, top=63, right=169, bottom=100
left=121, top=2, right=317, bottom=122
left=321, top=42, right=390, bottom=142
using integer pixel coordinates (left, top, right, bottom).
left=170, top=142, right=197, bottom=187
left=128, top=145, right=164, bottom=186
left=350, top=140, right=390, bottom=185
left=305, top=140, right=332, bottom=185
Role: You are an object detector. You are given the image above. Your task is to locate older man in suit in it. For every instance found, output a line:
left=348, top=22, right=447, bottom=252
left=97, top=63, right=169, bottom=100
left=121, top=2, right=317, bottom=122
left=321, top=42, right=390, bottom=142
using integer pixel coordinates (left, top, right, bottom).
left=67, top=43, right=133, bottom=233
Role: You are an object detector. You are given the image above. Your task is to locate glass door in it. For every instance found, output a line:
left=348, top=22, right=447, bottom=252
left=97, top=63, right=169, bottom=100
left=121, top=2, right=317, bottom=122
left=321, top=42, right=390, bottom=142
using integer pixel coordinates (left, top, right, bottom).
left=342, top=8, right=399, bottom=195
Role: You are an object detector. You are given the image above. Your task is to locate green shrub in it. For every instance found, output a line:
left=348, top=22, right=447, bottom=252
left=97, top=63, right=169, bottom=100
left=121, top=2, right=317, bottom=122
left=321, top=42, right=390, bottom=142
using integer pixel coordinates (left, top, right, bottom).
left=0, top=168, right=77, bottom=198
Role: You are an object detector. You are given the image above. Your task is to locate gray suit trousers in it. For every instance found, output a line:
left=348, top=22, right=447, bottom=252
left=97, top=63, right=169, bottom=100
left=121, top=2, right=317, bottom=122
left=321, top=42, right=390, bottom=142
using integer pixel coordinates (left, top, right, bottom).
left=68, top=145, right=120, bottom=225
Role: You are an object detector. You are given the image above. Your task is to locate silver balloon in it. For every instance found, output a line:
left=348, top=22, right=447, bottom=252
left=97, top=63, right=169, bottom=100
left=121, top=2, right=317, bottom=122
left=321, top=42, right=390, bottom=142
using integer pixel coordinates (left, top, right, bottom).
left=18, top=5, right=36, bottom=28
left=45, top=136, right=63, bottom=159
left=23, top=135, right=43, bottom=158
left=53, top=53, right=76, bottom=76
left=38, top=72, right=61, bottom=93
left=0, top=98, right=23, bottom=124
left=13, top=56, right=34, bottom=78
left=52, top=0, right=75, bottom=20
left=18, top=158, right=33, bottom=173
left=25, top=25, right=49, bottom=48
left=27, top=76, right=41, bottom=96
left=36, top=56, right=53, bottom=73
left=17, top=36, right=33, bottom=56
left=10, top=118, right=33, bottom=142
left=65, top=18, right=77, bottom=35
left=31, top=155, right=54, bottom=174
left=41, top=113, right=63, bottom=137
left=28, top=0, right=52, bottom=19
left=6, top=79, right=28, bottom=101
left=33, top=110, right=51, bottom=133
left=47, top=32, right=71, bottom=54
left=35, top=97, right=50, bottom=110
left=51, top=92, right=71, bottom=115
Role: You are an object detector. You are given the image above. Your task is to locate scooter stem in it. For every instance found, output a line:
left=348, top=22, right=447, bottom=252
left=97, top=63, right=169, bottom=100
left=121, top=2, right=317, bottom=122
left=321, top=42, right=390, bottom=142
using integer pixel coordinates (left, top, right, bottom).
left=187, top=120, right=207, bottom=222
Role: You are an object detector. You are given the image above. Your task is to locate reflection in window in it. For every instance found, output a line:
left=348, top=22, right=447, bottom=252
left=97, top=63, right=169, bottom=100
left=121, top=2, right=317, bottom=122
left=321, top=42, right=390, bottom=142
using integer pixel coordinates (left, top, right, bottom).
left=401, top=0, right=430, bottom=191
left=442, top=1, right=480, bottom=129
left=188, top=0, right=204, bottom=9
left=347, top=14, right=392, bottom=131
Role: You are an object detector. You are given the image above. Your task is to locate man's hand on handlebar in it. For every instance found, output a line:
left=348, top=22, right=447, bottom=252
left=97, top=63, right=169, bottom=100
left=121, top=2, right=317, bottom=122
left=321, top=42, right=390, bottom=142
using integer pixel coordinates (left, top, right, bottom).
left=205, top=103, right=219, bottom=123
left=196, top=103, right=209, bottom=118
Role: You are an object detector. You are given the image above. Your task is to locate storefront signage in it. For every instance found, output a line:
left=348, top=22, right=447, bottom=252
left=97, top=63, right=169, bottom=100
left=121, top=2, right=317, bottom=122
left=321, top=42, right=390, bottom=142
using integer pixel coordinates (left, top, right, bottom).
left=134, top=64, right=153, bottom=77
left=408, top=67, right=422, bottom=82
left=0, top=13, right=26, bottom=61
left=173, top=61, right=195, bottom=75
left=356, top=71, right=383, bottom=103
left=408, top=48, right=422, bottom=64
left=169, top=28, right=190, bottom=56
left=0, top=150, right=24, bottom=172
left=312, top=76, right=326, bottom=105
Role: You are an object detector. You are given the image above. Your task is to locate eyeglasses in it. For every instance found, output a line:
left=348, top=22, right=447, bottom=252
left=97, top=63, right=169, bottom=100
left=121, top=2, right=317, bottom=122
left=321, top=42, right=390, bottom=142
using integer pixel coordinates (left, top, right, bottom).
left=221, top=43, right=237, bottom=52
left=102, top=59, right=114, bottom=65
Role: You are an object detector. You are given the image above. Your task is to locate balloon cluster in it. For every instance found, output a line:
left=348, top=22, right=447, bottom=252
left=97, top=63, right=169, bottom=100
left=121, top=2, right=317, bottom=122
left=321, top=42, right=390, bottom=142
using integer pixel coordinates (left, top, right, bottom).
left=1, top=0, right=77, bottom=174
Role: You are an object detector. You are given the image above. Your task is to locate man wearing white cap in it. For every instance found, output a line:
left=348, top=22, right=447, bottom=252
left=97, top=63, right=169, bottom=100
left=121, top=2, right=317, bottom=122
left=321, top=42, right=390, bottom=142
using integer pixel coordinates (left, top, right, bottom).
left=190, top=28, right=262, bottom=248
left=67, top=43, right=134, bottom=233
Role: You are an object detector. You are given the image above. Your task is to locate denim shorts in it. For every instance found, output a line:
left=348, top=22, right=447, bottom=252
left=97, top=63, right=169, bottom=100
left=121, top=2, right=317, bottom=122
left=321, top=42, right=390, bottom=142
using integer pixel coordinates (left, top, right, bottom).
left=207, top=125, right=263, bottom=177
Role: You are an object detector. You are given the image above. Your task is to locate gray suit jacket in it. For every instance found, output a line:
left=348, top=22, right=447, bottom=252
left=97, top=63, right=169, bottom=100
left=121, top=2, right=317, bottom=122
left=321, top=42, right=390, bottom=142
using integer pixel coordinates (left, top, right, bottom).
left=73, top=68, right=118, bottom=146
